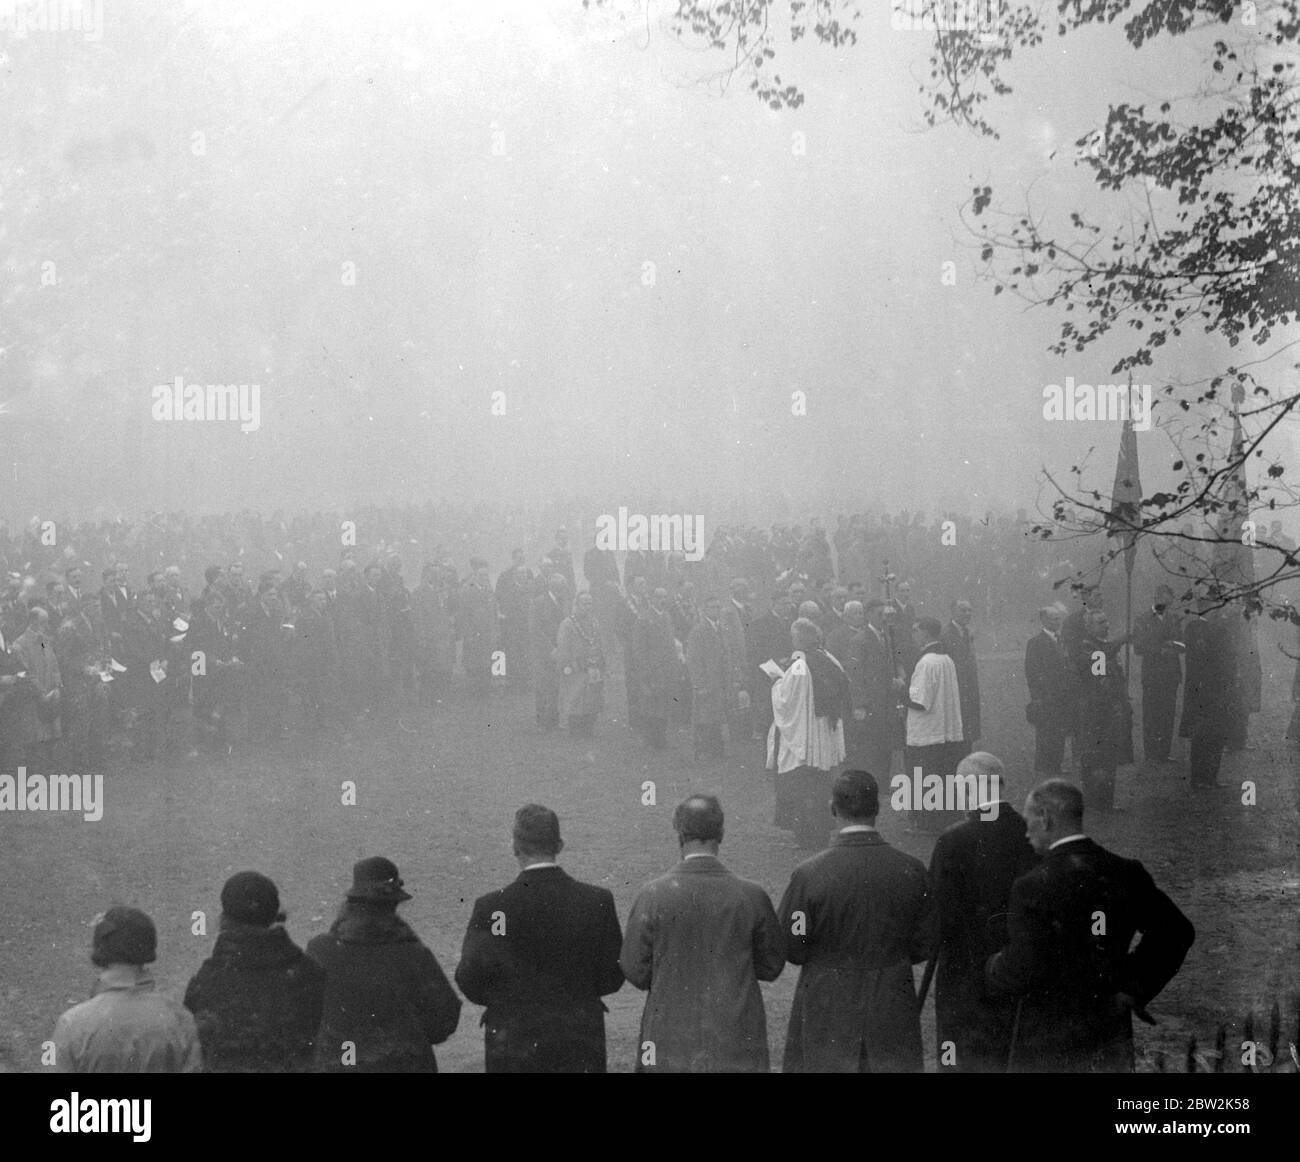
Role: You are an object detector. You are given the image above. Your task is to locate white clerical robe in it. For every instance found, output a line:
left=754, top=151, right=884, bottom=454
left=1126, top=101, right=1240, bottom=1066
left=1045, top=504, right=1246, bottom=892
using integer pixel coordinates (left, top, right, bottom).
left=767, top=651, right=846, bottom=773
left=906, top=650, right=963, bottom=746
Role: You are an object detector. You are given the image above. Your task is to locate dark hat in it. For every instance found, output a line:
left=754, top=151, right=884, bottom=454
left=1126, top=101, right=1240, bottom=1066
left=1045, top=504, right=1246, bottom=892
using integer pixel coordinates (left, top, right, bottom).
left=346, top=856, right=412, bottom=903
left=91, top=906, right=157, bottom=967
left=220, top=871, right=284, bottom=926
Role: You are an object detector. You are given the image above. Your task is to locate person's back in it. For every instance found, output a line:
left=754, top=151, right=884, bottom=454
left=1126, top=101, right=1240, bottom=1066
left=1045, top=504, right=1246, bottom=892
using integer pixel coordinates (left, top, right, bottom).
left=308, top=859, right=461, bottom=1073
left=52, top=907, right=202, bottom=1074
left=55, top=970, right=202, bottom=1073
left=786, top=837, right=929, bottom=971
left=623, top=859, right=781, bottom=1071
left=988, top=782, right=1194, bottom=1072
left=779, top=772, right=932, bottom=1073
left=184, top=872, right=325, bottom=1073
left=929, top=774, right=1039, bottom=1072
left=457, top=806, right=624, bottom=1073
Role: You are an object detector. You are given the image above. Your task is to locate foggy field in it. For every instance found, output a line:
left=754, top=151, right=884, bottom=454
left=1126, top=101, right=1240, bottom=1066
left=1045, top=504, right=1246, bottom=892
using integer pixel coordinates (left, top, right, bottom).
left=3, top=645, right=1295, bottom=1074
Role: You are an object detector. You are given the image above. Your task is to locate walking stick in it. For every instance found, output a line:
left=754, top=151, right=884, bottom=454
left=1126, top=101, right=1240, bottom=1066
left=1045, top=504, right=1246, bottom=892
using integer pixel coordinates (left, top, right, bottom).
left=1005, top=998, right=1024, bottom=1073
left=917, top=946, right=939, bottom=1008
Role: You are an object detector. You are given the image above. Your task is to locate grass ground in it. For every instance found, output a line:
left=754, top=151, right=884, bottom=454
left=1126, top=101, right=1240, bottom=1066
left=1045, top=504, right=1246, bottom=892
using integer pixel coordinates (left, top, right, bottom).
left=2, top=633, right=1296, bottom=1073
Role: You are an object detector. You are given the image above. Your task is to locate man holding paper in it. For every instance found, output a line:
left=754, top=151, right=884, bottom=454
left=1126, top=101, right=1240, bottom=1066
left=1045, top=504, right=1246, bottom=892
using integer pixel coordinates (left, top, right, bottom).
left=766, top=617, right=849, bottom=849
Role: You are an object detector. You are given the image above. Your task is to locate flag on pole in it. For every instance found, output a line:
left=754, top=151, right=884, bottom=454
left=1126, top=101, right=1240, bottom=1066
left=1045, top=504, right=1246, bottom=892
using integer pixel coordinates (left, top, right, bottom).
left=1107, top=419, right=1142, bottom=576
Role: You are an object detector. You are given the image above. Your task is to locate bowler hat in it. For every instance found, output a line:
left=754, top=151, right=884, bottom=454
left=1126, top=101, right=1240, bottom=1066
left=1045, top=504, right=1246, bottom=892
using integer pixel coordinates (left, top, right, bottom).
left=346, top=856, right=412, bottom=902
left=91, top=906, right=157, bottom=967
left=221, top=871, right=284, bottom=926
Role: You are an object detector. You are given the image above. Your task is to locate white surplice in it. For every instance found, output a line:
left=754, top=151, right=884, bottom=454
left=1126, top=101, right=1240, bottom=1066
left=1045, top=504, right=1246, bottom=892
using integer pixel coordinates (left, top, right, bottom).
left=767, top=650, right=846, bottom=773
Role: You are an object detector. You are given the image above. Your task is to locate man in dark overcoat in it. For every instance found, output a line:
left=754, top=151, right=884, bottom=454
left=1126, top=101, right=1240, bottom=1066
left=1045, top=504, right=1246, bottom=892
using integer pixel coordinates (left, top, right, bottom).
left=456, top=805, right=624, bottom=1072
left=986, top=780, right=1194, bottom=1072
left=778, top=769, right=933, bottom=1072
left=928, top=752, right=1038, bottom=1072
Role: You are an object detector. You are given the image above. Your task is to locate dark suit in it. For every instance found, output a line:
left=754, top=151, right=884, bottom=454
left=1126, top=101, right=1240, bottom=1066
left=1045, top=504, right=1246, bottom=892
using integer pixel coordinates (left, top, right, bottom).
left=456, top=866, right=624, bottom=1073
left=1179, top=615, right=1238, bottom=786
left=1025, top=630, right=1073, bottom=774
left=778, top=829, right=933, bottom=1072
left=1075, top=633, right=1131, bottom=809
left=860, top=624, right=899, bottom=775
left=826, top=623, right=868, bottom=765
left=747, top=609, right=789, bottom=739
left=99, top=584, right=132, bottom=650
left=1133, top=608, right=1182, bottom=761
left=928, top=804, right=1039, bottom=1072
left=529, top=591, right=565, bottom=729
left=940, top=620, right=981, bottom=748
left=986, top=836, right=1194, bottom=1072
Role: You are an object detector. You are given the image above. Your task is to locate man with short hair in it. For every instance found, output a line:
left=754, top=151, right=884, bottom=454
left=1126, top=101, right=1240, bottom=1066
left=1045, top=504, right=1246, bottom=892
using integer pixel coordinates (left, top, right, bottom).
left=632, top=587, right=680, bottom=750
left=941, top=599, right=981, bottom=754
left=458, top=558, right=498, bottom=697
left=747, top=590, right=795, bottom=741
left=530, top=573, right=568, bottom=730
left=541, top=528, right=575, bottom=592
left=893, top=580, right=917, bottom=634
left=767, top=617, right=850, bottom=848
left=1075, top=608, right=1131, bottom=811
left=687, top=595, right=731, bottom=760
left=13, top=604, right=62, bottom=771
left=99, top=565, right=132, bottom=651
left=827, top=599, right=868, bottom=766
left=1133, top=584, right=1183, bottom=763
left=720, top=578, right=753, bottom=742
left=986, top=780, right=1195, bottom=1072
left=928, top=752, right=1039, bottom=1072
left=904, top=617, right=964, bottom=833
left=1179, top=601, right=1238, bottom=788
left=456, top=805, right=624, bottom=1072
left=620, top=795, right=785, bottom=1072
left=861, top=597, right=902, bottom=777
left=1026, top=605, right=1075, bottom=775
left=52, top=906, right=203, bottom=1073
left=778, top=769, right=933, bottom=1072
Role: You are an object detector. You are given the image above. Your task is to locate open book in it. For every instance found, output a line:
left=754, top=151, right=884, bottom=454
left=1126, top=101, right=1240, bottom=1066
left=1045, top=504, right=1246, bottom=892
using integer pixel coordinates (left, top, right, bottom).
left=759, top=659, right=785, bottom=681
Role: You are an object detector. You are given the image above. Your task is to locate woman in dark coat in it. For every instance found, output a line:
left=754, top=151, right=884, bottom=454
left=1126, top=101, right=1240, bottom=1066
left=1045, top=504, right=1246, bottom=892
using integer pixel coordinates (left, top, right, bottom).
left=307, top=857, right=461, bottom=1073
left=184, top=872, right=325, bottom=1072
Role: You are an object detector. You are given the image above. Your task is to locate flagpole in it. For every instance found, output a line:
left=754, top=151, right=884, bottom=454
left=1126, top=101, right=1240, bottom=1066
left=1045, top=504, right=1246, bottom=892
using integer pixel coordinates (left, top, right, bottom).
left=1124, top=554, right=1134, bottom=696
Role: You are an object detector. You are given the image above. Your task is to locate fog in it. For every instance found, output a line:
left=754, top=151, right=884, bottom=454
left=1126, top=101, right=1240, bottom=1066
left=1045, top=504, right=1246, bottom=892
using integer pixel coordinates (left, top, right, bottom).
left=0, top=0, right=1283, bottom=524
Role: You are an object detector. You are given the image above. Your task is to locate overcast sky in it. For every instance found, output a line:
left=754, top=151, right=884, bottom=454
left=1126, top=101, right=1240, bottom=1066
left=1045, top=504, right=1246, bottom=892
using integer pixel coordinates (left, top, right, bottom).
left=1, top=0, right=1291, bottom=524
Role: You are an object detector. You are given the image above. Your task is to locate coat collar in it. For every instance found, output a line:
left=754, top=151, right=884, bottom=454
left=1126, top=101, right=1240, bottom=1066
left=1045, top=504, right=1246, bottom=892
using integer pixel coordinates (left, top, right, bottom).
left=674, top=854, right=725, bottom=873
left=1044, top=834, right=1098, bottom=860
left=516, top=865, right=569, bottom=882
left=831, top=830, right=885, bottom=847
left=92, top=964, right=155, bottom=995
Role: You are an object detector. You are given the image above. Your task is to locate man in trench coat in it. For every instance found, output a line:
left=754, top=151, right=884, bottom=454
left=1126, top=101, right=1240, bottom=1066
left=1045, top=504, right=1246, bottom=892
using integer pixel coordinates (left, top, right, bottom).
left=620, top=794, right=784, bottom=1072
left=777, top=769, right=934, bottom=1072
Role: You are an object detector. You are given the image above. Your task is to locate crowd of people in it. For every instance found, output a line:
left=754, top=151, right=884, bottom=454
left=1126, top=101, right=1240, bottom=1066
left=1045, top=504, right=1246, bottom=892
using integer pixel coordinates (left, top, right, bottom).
left=0, top=502, right=1022, bottom=778
left=48, top=772, right=1195, bottom=1074
left=8, top=500, right=1289, bottom=1074
left=0, top=502, right=1285, bottom=841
